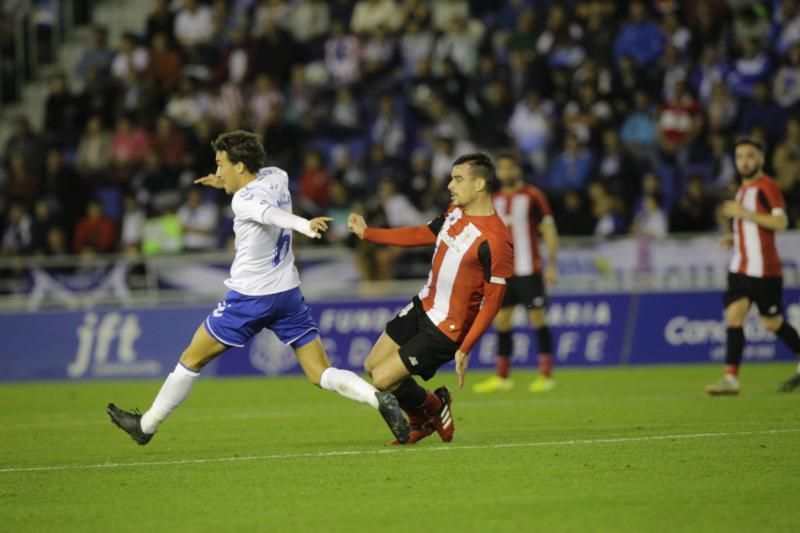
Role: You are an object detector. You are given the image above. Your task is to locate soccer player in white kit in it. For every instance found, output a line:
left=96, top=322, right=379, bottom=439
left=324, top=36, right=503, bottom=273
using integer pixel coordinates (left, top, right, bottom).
left=108, top=131, right=408, bottom=444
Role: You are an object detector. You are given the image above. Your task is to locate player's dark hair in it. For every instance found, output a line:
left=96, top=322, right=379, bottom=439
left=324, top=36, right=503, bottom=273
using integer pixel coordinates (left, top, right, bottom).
left=211, top=130, right=266, bottom=174
left=452, top=152, right=499, bottom=192
left=734, top=136, right=765, bottom=154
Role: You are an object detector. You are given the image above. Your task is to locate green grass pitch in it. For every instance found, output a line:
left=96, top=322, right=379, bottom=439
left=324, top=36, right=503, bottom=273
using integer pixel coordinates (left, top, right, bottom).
left=1, top=364, right=799, bottom=532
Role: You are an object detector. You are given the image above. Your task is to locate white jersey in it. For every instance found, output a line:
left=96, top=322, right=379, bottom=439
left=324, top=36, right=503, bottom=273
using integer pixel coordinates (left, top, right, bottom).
left=225, top=167, right=302, bottom=295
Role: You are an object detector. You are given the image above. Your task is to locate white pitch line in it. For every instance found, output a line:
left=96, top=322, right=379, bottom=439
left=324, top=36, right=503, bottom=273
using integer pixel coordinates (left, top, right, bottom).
left=2, top=428, right=798, bottom=474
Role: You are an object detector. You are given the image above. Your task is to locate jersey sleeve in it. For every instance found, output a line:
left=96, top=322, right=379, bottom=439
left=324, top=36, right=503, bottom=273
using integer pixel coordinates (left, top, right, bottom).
left=531, top=189, right=553, bottom=224
left=477, top=235, right=514, bottom=284
left=759, top=180, right=787, bottom=214
left=235, top=187, right=275, bottom=224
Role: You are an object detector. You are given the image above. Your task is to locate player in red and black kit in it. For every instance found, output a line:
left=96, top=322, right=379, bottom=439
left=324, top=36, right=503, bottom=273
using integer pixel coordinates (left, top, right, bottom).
left=705, top=137, right=800, bottom=395
left=348, top=153, right=514, bottom=444
left=473, top=152, right=559, bottom=393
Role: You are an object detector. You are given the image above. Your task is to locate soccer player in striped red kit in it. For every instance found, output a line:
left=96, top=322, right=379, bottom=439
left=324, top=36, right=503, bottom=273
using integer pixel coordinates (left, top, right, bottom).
left=705, top=137, right=800, bottom=395
left=348, top=153, right=514, bottom=443
left=473, top=152, right=559, bottom=393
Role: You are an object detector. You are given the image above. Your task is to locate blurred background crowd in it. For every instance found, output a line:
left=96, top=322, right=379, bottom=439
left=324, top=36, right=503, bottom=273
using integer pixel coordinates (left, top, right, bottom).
left=2, top=0, right=800, bottom=277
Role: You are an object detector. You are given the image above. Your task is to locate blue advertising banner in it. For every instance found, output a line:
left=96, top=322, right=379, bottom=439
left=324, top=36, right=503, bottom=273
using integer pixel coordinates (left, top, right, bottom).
left=0, top=289, right=796, bottom=381
left=627, top=289, right=800, bottom=365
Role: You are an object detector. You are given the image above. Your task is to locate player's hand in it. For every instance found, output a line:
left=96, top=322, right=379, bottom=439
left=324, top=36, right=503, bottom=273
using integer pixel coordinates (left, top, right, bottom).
left=455, top=349, right=469, bottom=389
left=194, top=174, right=225, bottom=189
left=347, top=213, right=367, bottom=239
left=544, top=263, right=558, bottom=285
left=719, top=234, right=734, bottom=249
left=308, top=216, right=332, bottom=237
left=721, top=200, right=746, bottom=219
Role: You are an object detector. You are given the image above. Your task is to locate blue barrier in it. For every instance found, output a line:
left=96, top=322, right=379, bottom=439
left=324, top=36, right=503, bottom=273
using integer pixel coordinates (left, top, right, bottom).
left=0, top=289, right=797, bottom=381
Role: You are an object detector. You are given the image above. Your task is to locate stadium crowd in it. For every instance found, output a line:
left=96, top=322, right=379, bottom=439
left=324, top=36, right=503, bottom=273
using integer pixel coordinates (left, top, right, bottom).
left=2, top=0, right=800, bottom=275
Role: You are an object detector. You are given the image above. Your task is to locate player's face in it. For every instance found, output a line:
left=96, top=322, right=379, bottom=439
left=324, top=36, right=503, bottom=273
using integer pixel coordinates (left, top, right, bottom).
left=215, top=150, right=242, bottom=193
left=734, top=144, right=763, bottom=180
left=496, top=157, right=520, bottom=186
left=448, top=163, right=483, bottom=207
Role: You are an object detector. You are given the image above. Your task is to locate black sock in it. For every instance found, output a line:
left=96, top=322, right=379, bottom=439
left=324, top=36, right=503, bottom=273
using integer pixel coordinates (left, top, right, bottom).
left=497, top=330, right=512, bottom=357
left=392, top=377, right=427, bottom=408
left=775, top=321, right=800, bottom=353
left=536, top=326, right=553, bottom=354
left=726, top=327, right=745, bottom=367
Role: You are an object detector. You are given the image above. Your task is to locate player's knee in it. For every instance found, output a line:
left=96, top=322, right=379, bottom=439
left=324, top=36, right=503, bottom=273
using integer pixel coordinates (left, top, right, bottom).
left=761, top=316, right=783, bottom=332
left=371, top=369, right=394, bottom=391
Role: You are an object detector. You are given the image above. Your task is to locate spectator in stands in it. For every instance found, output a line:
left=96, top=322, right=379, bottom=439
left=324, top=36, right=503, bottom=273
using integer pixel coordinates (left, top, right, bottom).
left=633, top=191, right=668, bottom=239
left=6, top=153, right=41, bottom=208
left=508, top=89, right=553, bottom=174
left=773, top=44, right=800, bottom=109
left=43, top=72, right=81, bottom=143
left=119, top=193, right=145, bottom=254
left=43, top=147, right=85, bottom=233
left=548, top=132, right=594, bottom=192
left=597, top=128, right=640, bottom=204
left=371, top=95, right=406, bottom=158
left=613, top=0, right=665, bottom=66
left=362, top=24, right=397, bottom=79
left=1, top=203, right=33, bottom=255
left=151, top=116, right=188, bottom=172
left=670, top=174, right=717, bottom=233
left=110, top=115, right=152, bottom=170
left=591, top=182, right=626, bottom=240
left=177, top=187, right=219, bottom=251
left=165, top=77, right=205, bottom=128
left=297, top=151, right=330, bottom=216
left=30, top=199, right=63, bottom=255
left=145, top=0, right=175, bottom=45
left=727, top=38, right=773, bottom=98
left=690, top=46, right=728, bottom=105
left=174, top=0, right=214, bottom=48
left=562, top=81, right=613, bottom=145
left=351, top=0, right=399, bottom=35
left=707, top=132, right=737, bottom=191
left=657, top=79, right=703, bottom=164
left=472, top=80, right=513, bottom=151
left=131, top=150, right=179, bottom=212
left=247, top=74, right=284, bottom=131
left=110, top=33, right=149, bottom=83
left=732, top=4, right=770, bottom=51
left=3, top=116, right=40, bottom=171
left=577, top=0, right=615, bottom=67
left=216, top=25, right=253, bottom=85
left=147, top=32, right=182, bottom=93
left=431, top=0, right=469, bottom=33
left=738, top=80, right=786, bottom=144
left=432, top=16, right=478, bottom=76
left=324, top=21, right=362, bottom=86
left=706, top=81, right=738, bottom=133
left=75, top=26, right=113, bottom=82
left=73, top=200, right=117, bottom=254
left=399, top=16, right=434, bottom=78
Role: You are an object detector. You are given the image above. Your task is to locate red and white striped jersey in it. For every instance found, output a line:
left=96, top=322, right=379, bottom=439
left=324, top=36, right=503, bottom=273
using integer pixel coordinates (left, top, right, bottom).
left=419, top=207, right=514, bottom=343
left=729, top=174, right=786, bottom=278
left=493, top=184, right=553, bottom=275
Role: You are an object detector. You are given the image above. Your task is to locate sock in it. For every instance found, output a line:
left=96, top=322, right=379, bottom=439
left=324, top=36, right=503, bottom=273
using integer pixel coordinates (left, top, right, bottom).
left=496, top=355, right=511, bottom=379
left=775, top=321, right=800, bottom=353
left=796, top=360, right=800, bottom=374
left=538, top=354, right=553, bottom=378
left=392, top=377, right=427, bottom=410
left=496, top=331, right=512, bottom=378
left=536, top=327, right=553, bottom=354
left=320, top=367, right=379, bottom=409
left=724, top=327, right=745, bottom=377
left=140, top=363, right=200, bottom=434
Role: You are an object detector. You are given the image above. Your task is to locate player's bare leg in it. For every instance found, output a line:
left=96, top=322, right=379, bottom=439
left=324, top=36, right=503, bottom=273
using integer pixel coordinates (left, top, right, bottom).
left=706, top=298, right=749, bottom=396
left=528, top=308, right=555, bottom=392
left=107, top=325, right=225, bottom=444
left=364, top=332, right=402, bottom=379
left=474, top=308, right=515, bottom=393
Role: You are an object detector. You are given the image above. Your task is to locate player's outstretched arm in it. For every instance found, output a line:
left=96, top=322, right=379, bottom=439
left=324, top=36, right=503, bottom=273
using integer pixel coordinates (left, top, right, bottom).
left=347, top=212, right=437, bottom=247
left=194, top=174, right=225, bottom=189
left=263, top=207, right=331, bottom=239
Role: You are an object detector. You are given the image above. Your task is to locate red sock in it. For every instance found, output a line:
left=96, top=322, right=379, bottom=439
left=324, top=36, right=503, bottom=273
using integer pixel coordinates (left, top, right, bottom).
left=421, top=390, right=442, bottom=415
left=401, top=404, right=426, bottom=424
left=538, top=354, right=553, bottom=378
left=496, top=356, right=510, bottom=379
left=725, top=364, right=739, bottom=377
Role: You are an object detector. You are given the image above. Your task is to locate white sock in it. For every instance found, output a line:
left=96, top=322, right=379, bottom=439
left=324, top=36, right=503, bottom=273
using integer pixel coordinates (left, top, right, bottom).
left=796, top=360, right=800, bottom=374
left=140, top=363, right=200, bottom=434
left=320, top=367, right=379, bottom=409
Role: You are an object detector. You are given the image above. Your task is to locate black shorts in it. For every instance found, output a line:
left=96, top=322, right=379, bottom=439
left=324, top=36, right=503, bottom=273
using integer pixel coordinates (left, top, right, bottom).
left=502, top=274, right=548, bottom=309
left=723, top=273, right=783, bottom=317
left=385, top=297, right=461, bottom=381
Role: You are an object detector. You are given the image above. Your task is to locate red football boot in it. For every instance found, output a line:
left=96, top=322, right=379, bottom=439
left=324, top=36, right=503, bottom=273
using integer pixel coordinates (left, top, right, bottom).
left=428, top=387, right=454, bottom=442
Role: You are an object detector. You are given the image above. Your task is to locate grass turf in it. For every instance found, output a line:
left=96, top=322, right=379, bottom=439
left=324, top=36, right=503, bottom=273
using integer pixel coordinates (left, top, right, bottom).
left=1, top=363, right=799, bottom=532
